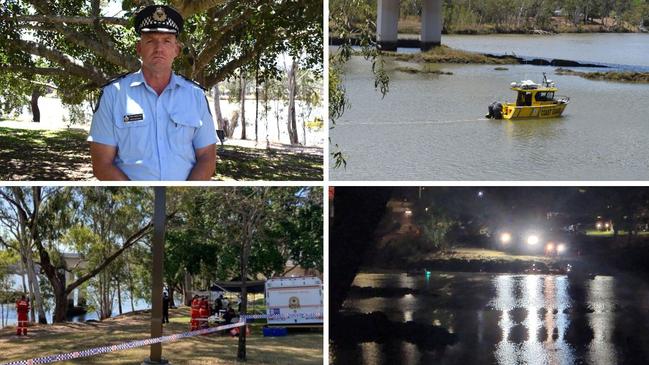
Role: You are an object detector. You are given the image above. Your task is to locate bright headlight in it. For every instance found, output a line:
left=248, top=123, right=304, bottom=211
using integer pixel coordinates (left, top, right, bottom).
left=500, top=232, right=512, bottom=244
left=596, top=222, right=602, bottom=229
left=557, top=243, right=566, bottom=253
left=527, top=235, right=539, bottom=245
left=546, top=242, right=554, bottom=251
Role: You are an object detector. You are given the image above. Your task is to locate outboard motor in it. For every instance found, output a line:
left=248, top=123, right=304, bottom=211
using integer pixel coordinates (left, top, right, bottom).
left=486, top=102, right=503, bottom=119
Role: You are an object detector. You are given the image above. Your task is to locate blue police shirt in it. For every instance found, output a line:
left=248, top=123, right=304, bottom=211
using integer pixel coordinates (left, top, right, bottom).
left=88, top=70, right=217, bottom=181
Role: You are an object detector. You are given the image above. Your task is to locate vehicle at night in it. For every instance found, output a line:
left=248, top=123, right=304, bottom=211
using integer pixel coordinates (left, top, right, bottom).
left=595, top=219, right=612, bottom=231
left=495, top=227, right=570, bottom=256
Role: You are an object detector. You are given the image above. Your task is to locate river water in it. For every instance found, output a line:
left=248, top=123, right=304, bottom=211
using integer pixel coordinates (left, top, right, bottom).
left=334, top=271, right=649, bottom=364
left=329, top=34, right=649, bottom=180
left=0, top=274, right=150, bottom=327
left=443, top=33, right=649, bottom=69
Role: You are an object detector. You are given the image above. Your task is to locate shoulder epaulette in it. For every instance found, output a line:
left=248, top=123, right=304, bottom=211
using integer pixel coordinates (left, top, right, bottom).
left=94, top=72, right=132, bottom=113
left=178, top=74, right=207, bottom=91
left=99, top=72, right=133, bottom=89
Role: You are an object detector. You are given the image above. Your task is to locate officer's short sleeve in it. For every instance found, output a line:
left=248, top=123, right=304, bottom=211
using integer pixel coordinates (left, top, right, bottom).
left=193, top=93, right=217, bottom=150
left=88, top=85, right=117, bottom=146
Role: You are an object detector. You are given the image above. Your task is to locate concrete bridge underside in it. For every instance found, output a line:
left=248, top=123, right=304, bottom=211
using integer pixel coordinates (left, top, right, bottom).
left=377, top=0, right=442, bottom=51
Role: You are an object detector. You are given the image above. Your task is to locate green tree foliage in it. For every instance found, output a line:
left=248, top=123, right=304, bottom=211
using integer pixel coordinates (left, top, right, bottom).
left=0, top=187, right=156, bottom=323
left=162, top=186, right=322, bottom=361
left=0, top=186, right=322, bottom=328
left=165, top=186, right=322, bottom=286
left=0, top=249, right=19, bottom=309
left=0, top=0, right=322, bottom=107
left=416, top=205, right=454, bottom=250
left=329, top=0, right=389, bottom=168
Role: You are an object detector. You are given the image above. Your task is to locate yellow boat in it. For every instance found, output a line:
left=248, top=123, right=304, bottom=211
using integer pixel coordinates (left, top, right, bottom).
left=486, top=73, right=570, bottom=120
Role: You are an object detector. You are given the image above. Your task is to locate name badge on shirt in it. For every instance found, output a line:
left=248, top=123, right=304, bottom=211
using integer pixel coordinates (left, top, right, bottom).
left=123, top=114, right=144, bottom=123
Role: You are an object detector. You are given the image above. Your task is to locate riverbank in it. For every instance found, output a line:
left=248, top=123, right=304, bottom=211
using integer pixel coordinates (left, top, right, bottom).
left=0, top=306, right=322, bottom=364
left=398, top=15, right=643, bottom=35
left=368, top=247, right=579, bottom=275
left=386, top=45, right=518, bottom=64
left=556, top=67, right=649, bottom=83
left=369, top=240, right=649, bottom=279
left=373, top=46, right=649, bottom=83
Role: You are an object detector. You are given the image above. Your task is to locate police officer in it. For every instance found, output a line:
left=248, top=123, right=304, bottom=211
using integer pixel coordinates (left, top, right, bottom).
left=162, top=292, right=170, bottom=324
left=88, top=5, right=217, bottom=181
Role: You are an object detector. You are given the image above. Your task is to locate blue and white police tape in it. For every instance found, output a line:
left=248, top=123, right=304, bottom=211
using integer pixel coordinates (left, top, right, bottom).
left=1, top=321, right=245, bottom=365
left=242, top=312, right=323, bottom=320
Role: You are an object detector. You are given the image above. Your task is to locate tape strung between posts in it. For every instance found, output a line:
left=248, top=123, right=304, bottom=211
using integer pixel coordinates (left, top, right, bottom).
left=1, top=321, right=245, bottom=365
left=243, top=313, right=323, bottom=320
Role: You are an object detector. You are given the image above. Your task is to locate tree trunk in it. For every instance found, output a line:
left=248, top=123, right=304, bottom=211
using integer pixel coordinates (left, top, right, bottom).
left=212, top=84, right=227, bottom=139
left=264, top=81, right=270, bottom=149
left=127, top=262, right=135, bottom=311
left=19, top=259, right=34, bottom=321
left=240, top=73, right=247, bottom=140
left=168, top=285, right=176, bottom=308
left=31, top=89, right=41, bottom=123
left=237, top=245, right=248, bottom=361
left=101, top=271, right=111, bottom=320
left=287, top=60, right=299, bottom=145
left=254, top=64, right=259, bottom=144
left=302, top=112, right=307, bottom=146
left=117, top=279, right=123, bottom=315
left=20, top=263, right=27, bottom=293
left=183, top=270, right=193, bottom=306
left=516, top=2, right=524, bottom=27
left=53, top=289, right=68, bottom=323
left=275, top=99, right=281, bottom=142
left=21, top=231, right=47, bottom=324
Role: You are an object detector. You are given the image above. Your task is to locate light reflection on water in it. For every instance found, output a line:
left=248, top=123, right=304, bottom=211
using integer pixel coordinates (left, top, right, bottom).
left=338, top=272, right=649, bottom=365
left=587, top=276, right=617, bottom=365
left=491, top=275, right=576, bottom=365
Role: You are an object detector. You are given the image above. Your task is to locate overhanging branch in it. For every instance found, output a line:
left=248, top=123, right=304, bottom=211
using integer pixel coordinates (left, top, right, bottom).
left=203, top=37, right=275, bottom=88
left=171, top=0, right=227, bottom=17
left=12, top=38, right=108, bottom=85
left=3, top=15, right=129, bottom=26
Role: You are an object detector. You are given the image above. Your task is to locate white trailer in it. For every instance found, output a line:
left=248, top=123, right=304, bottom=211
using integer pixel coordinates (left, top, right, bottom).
left=265, top=276, right=323, bottom=327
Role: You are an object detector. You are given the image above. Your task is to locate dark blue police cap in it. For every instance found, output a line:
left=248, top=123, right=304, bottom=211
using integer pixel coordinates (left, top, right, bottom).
left=134, top=5, right=183, bottom=35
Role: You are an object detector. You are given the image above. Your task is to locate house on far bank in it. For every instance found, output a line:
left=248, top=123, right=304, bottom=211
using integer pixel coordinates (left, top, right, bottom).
left=282, top=259, right=321, bottom=279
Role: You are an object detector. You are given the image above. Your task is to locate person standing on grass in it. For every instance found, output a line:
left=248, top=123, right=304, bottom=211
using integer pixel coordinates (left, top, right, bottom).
left=88, top=5, right=217, bottom=181
left=15, top=295, right=29, bottom=336
left=162, top=292, right=170, bottom=324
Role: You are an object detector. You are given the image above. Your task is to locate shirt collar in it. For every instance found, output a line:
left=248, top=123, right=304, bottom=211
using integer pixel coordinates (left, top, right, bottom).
left=130, top=69, right=183, bottom=90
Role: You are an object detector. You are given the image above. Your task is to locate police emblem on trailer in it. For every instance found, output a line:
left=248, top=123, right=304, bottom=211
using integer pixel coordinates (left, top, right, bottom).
left=289, top=296, right=300, bottom=309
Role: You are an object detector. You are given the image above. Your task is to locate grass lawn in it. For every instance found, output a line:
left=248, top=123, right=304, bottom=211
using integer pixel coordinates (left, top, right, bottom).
left=0, top=127, right=92, bottom=180
left=585, top=230, right=649, bottom=236
left=215, top=145, right=322, bottom=181
left=0, top=127, right=322, bottom=181
left=0, top=307, right=322, bottom=365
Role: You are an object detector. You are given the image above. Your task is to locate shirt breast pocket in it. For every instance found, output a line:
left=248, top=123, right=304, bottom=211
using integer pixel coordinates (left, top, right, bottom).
left=168, top=112, right=202, bottom=154
left=114, top=112, right=152, bottom=163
